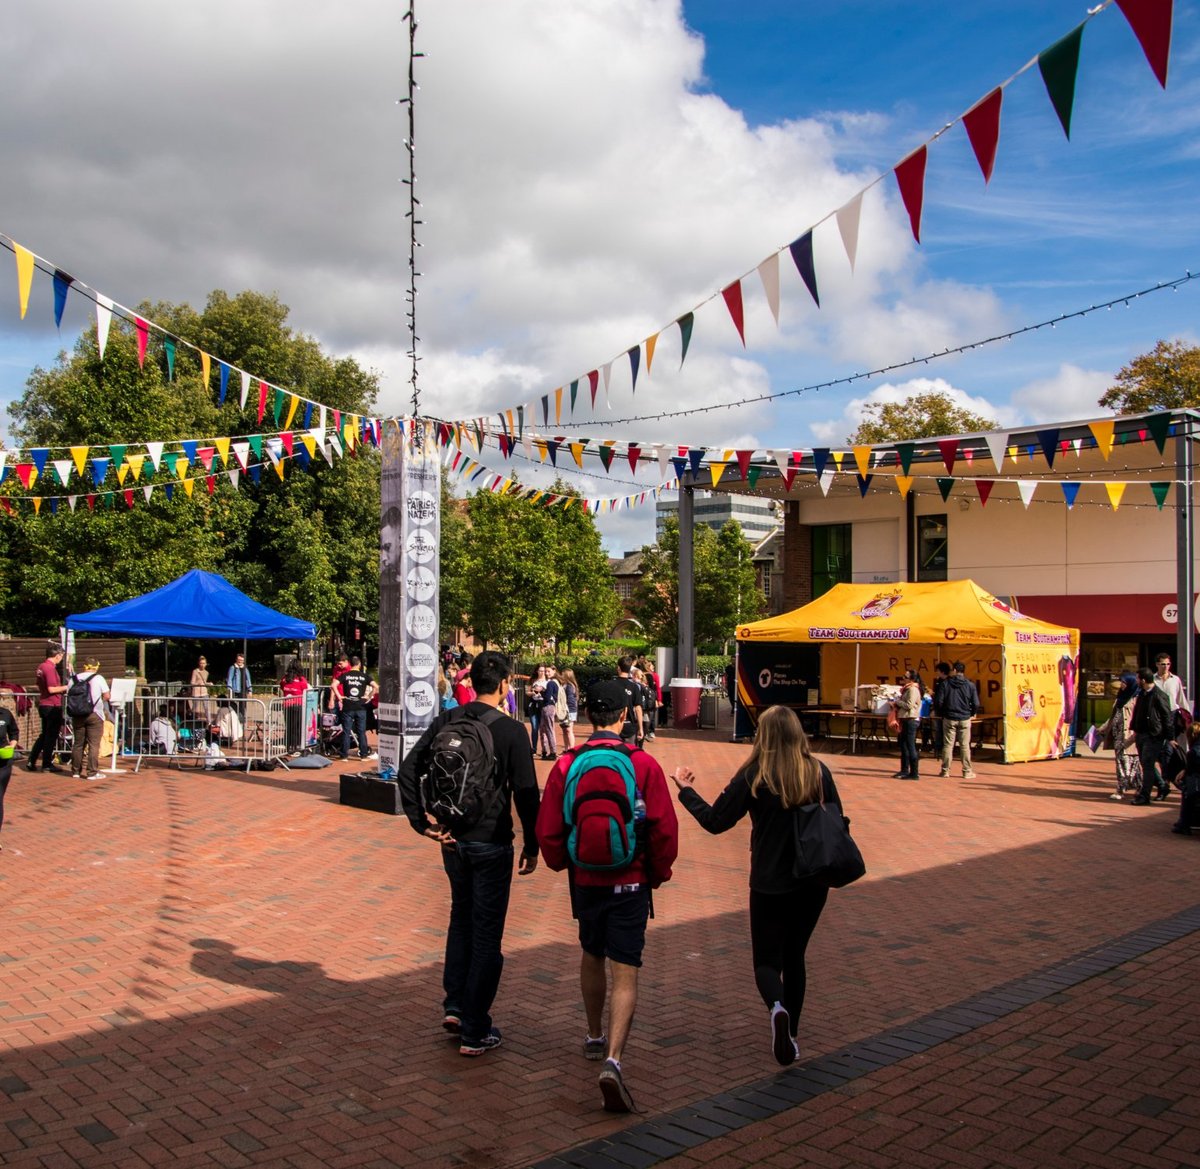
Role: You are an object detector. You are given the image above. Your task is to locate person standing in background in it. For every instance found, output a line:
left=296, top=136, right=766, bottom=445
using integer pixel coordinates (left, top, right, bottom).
left=0, top=703, right=22, bottom=848
left=26, top=642, right=67, bottom=774
left=226, top=653, right=252, bottom=701
left=68, top=657, right=110, bottom=782
left=893, top=669, right=923, bottom=781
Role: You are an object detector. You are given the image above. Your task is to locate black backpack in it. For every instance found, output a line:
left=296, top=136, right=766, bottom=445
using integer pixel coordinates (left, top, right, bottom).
left=421, top=706, right=506, bottom=833
left=66, top=673, right=96, bottom=720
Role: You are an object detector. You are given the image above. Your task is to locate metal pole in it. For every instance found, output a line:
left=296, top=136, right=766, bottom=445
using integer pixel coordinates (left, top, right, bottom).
left=1176, top=423, right=1195, bottom=706
left=677, top=484, right=696, bottom=678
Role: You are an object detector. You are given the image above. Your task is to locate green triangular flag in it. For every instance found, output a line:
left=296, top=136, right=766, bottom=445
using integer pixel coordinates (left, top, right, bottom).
left=248, top=435, right=263, bottom=459
left=1146, top=412, right=1171, bottom=454
left=570, top=379, right=579, bottom=414
left=936, top=477, right=955, bottom=502
left=747, top=466, right=761, bottom=489
left=164, top=339, right=176, bottom=381
left=1039, top=24, right=1084, bottom=139
left=272, top=388, right=284, bottom=425
left=1151, top=482, right=1170, bottom=510
left=161, top=452, right=180, bottom=477
left=108, top=444, right=127, bottom=472
left=103, top=491, right=115, bottom=509
left=895, top=442, right=915, bottom=475
left=677, top=312, right=694, bottom=365
left=597, top=446, right=614, bottom=472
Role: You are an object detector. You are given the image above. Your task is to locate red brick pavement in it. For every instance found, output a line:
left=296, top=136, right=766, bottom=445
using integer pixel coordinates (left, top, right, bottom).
left=1, top=729, right=1196, bottom=1168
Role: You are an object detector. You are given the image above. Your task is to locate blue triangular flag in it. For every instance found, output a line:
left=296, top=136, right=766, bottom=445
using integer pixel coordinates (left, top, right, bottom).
left=52, top=270, right=74, bottom=328
left=788, top=231, right=820, bottom=307
left=1061, top=482, right=1080, bottom=509
left=1037, top=428, right=1059, bottom=468
left=90, top=457, right=110, bottom=484
left=811, top=448, right=830, bottom=477
left=688, top=449, right=704, bottom=477
left=303, top=401, right=313, bottom=429
left=249, top=464, right=262, bottom=485
left=671, top=456, right=688, bottom=481
left=30, top=448, right=50, bottom=475
left=628, top=345, right=640, bottom=394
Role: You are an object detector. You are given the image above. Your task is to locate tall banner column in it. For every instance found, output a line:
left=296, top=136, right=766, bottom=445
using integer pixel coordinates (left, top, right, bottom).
left=379, top=421, right=441, bottom=774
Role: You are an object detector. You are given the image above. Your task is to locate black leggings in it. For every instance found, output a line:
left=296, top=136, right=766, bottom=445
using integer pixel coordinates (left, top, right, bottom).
left=749, top=885, right=828, bottom=1035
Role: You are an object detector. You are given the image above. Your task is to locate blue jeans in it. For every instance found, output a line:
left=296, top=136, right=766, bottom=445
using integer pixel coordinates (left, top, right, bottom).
left=441, top=841, right=514, bottom=1039
left=341, top=707, right=367, bottom=758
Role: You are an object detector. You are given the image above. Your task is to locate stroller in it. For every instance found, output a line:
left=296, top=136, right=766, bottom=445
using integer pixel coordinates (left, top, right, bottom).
left=318, top=688, right=343, bottom=757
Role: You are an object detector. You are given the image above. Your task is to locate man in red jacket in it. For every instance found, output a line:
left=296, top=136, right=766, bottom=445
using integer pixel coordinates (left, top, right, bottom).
left=536, top=679, right=679, bottom=1113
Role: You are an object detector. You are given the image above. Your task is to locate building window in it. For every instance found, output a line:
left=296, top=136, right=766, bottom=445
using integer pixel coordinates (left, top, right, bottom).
left=917, top=514, right=948, bottom=581
left=812, top=524, right=851, bottom=598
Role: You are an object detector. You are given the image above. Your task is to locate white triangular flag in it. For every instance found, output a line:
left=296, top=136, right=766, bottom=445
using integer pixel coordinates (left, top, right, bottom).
left=145, top=441, right=164, bottom=470
left=67, top=495, right=77, bottom=512
left=818, top=469, right=835, bottom=496
left=239, top=371, right=251, bottom=410
left=984, top=432, right=1008, bottom=473
left=232, top=441, right=250, bottom=471
left=227, top=469, right=240, bottom=489
left=318, top=405, right=327, bottom=433
left=52, top=459, right=73, bottom=486
left=757, top=253, right=781, bottom=326
left=772, top=449, right=790, bottom=474
left=143, top=485, right=153, bottom=503
left=656, top=444, right=669, bottom=481
left=522, top=432, right=533, bottom=459
left=836, top=193, right=863, bottom=272
left=1017, top=480, right=1037, bottom=508
left=96, top=294, right=114, bottom=358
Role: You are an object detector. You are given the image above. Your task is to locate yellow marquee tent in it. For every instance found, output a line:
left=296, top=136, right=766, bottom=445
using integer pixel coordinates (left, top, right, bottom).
left=736, top=580, right=1080, bottom=762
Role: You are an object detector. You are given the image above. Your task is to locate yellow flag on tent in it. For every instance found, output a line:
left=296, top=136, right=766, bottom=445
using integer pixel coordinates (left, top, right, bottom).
left=1105, top=482, right=1126, bottom=510
left=1089, top=419, right=1115, bottom=460
left=14, top=243, right=35, bottom=320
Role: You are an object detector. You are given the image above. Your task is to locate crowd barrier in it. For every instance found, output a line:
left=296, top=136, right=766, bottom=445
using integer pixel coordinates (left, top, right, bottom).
left=118, top=693, right=295, bottom=771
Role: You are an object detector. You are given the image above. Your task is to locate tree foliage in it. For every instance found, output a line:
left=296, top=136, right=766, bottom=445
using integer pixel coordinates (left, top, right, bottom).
left=1099, top=339, right=1200, bottom=413
left=441, top=481, right=619, bottom=657
left=847, top=390, right=998, bottom=444
left=1, top=290, right=380, bottom=639
left=634, top=516, right=763, bottom=648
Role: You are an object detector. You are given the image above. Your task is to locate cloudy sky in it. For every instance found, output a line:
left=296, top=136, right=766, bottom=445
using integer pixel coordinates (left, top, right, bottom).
left=1, top=0, right=1198, bottom=552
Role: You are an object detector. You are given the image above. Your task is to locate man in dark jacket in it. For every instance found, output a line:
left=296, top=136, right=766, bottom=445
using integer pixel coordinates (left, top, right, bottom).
left=397, top=651, right=540, bottom=1056
left=938, top=660, right=982, bottom=779
left=1130, top=666, right=1173, bottom=805
left=536, top=680, right=679, bottom=1114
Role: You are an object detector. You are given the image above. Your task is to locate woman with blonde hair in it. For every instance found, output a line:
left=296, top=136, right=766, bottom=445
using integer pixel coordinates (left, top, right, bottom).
left=68, top=656, right=111, bottom=781
left=558, top=668, right=579, bottom=751
left=672, top=705, right=847, bottom=1066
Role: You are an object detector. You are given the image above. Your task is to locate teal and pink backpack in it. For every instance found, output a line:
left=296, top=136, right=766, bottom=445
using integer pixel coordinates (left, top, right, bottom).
left=562, top=741, right=642, bottom=871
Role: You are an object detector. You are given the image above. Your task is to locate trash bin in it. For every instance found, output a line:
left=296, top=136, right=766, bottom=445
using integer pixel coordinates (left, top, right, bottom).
left=670, top=678, right=702, bottom=730
left=700, top=692, right=721, bottom=729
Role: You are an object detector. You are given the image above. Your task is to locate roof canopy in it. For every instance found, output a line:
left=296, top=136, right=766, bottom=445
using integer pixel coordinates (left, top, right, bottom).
left=738, top=579, right=1077, bottom=647
left=66, top=570, right=317, bottom=641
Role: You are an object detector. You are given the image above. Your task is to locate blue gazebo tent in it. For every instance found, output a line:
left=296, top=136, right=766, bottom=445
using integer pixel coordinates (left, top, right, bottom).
left=66, top=569, right=316, bottom=640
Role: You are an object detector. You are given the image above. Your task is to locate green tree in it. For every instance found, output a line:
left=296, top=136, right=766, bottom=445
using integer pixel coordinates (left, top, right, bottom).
left=1099, top=339, right=1200, bottom=413
left=634, top=516, right=763, bottom=648
left=847, top=390, right=998, bottom=444
left=1, top=290, right=380, bottom=639
left=438, top=478, right=472, bottom=642
left=545, top=481, right=620, bottom=650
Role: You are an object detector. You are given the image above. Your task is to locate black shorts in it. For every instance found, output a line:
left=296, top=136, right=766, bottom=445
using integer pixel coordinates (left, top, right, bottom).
left=573, top=884, right=651, bottom=968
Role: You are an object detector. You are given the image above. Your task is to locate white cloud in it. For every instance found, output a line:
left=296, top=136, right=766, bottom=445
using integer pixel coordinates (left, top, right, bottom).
left=1008, top=364, right=1113, bottom=425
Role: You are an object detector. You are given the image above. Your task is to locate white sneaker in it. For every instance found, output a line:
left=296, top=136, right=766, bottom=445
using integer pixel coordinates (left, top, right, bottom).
left=87, top=772, right=105, bottom=781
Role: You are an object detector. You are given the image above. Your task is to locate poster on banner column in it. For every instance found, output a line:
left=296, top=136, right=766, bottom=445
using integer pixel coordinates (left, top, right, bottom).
left=378, top=425, right=441, bottom=773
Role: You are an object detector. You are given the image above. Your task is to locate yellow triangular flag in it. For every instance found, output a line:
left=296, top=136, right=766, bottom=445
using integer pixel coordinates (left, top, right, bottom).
left=645, top=333, right=658, bottom=372
left=177, top=459, right=189, bottom=480
left=554, top=388, right=562, bottom=425
left=200, top=351, right=211, bottom=389
left=182, top=478, right=195, bottom=497
left=530, top=490, right=543, bottom=503
left=14, top=243, right=35, bottom=320
left=1006, top=445, right=1017, bottom=462
left=534, top=439, right=548, bottom=462
left=32, top=496, right=42, bottom=514
left=214, top=437, right=230, bottom=466
left=117, top=464, right=130, bottom=485
left=832, top=450, right=845, bottom=470
left=708, top=460, right=728, bottom=485
left=895, top=475, right=914, bottom=498
left=1089, top=419, right=1115, bottom=460
left=853, top=446, right=872, bottom=477
left=71, top=445, right=88, bottom=476
left=273, top=459, right=286, bottom=480
left=1105, top=482, right=1126, bottom=510
left=128, top=453, right=145, bottom=481
left=284, top=394, right=300, bottom=429
left=301, top=434, right=316, bottom=457
left=344, top=422, right=357, bottom=451
left=570, top=442, right=585, bottom=469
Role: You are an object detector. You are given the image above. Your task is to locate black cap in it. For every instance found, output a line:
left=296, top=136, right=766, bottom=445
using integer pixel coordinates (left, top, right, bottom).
left=587, top=679, right=629, bottom=717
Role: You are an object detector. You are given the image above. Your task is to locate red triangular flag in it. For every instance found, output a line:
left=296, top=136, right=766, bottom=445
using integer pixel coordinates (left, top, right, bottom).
left=124, top=488, right=135, bottom=508
left=627, top=445, right=641, bottom=474
left=721, top=279, right=746, bottom=346
left=735, top=450, right=752, bottom=480
left=938, top=439, right=958, bottom=473
left=206, top=476, right=215, bottom=495
left=783, top=468, right=797, bottom=492
left=256, top=380, right=268, bottom=423
left=1116, top=0, right=1172, bottom=87
left=962, top=88, right=1002, bottom=183
left=976, top=480, right=994, bottom=507
left=135, top=318, right=149, bottom=367
left=588, top=370, right=599, bottom=407
left=281, top=433, right=295, bottom=457
left=894, top=146, right=928, bottom=243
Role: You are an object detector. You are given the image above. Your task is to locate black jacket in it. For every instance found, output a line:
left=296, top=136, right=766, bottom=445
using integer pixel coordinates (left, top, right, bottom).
left=1131, top=684, right=1173, bottom=740
left=678, top=762, right=843, bottom=895
left=396, top=701, right=540, bottom=853
left=940, top=675, right=981, bottom=720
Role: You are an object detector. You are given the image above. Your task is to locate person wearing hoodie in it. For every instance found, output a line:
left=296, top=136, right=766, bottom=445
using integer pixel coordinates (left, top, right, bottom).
left=939, top=660, right=982, bottom=779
